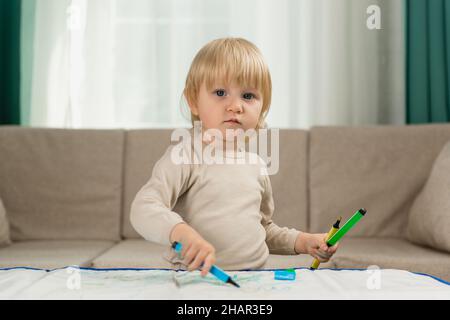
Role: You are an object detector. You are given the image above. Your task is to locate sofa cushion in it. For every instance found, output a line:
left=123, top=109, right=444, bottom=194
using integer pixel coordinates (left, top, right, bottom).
left=0, top=127, right=124, bottom=241
left=309, top=124, right=450, bottom=238
left=92, top=239, right=173, bottom=269
left=406, top=140, right=450, bottom=252
left=91, top=239, right=336, bottom=270
left=0, top=240, right=116, bottom=269
left=0, top=197, right=11, bottom=248
left=332, top=237, right=450, bottom=282
left=122, top=129, right=309, bottom=239
left=262, top=253, right=336, bottom=270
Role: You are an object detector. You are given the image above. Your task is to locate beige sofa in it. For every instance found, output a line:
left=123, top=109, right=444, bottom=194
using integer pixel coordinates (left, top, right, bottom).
left=1, top=124, right=450, bottom=281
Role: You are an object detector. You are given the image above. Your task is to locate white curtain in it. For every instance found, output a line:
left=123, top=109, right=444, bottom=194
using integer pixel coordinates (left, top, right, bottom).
left=27, top=0, right=405, bottom=129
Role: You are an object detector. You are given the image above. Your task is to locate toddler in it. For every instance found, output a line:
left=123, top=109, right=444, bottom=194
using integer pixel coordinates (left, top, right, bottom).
left=130, top=37, right=338, bottom=277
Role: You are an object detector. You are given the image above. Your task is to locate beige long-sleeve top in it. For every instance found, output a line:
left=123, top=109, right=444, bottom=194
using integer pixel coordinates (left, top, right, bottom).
left=130, top=137, right=300, bottom=270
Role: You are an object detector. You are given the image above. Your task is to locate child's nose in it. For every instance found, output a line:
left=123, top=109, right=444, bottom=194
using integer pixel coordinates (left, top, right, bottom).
left=226, top=103, right=243, bottom=113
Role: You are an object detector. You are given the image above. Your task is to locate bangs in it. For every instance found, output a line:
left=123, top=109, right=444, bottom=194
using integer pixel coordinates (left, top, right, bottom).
left=188, top=38, right=271, bottom=95
left=202, top=47, right=268, bottom=93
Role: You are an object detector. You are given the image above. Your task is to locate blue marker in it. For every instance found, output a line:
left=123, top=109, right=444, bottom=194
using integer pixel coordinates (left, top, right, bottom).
left=171, top=241, right=240, bottom=288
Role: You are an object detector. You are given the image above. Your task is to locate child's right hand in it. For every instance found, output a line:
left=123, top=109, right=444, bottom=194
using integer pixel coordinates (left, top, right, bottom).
left=169, top=223, right=216, bottom=277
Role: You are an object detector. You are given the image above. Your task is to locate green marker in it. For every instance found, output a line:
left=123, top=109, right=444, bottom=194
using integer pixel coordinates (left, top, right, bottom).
left=326, top=208, right=367, bottom=247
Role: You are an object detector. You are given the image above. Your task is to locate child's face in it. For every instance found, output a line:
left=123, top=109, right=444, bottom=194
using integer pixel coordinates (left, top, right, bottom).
left=189, top=81, right=263, bottom=139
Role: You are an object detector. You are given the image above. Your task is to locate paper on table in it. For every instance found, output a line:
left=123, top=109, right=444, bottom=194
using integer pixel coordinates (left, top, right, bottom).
left=0, top=267, right=449, bottom=300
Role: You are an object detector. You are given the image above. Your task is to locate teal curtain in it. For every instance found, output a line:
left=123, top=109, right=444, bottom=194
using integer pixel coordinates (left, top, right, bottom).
left=406, top=0, right=450, bottom=123
left=0, top=0, right=21, bottom=125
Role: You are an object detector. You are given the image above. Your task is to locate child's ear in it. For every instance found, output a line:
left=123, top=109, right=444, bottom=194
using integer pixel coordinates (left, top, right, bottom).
left=185, top=94, right=199, bottom=116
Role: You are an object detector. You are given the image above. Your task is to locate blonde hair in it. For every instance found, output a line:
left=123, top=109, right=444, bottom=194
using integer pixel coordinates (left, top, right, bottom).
left=183, top=37, right=272, bottom=130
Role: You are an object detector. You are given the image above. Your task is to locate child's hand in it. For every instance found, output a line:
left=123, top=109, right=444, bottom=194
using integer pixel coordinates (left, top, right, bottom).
left=170, top=223, right=216, bottom=277
left=294, top=232, right=339, bottom=262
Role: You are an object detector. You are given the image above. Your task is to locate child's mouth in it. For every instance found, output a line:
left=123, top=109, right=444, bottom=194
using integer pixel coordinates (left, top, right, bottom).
left=224, top=119, right=241, bottom=125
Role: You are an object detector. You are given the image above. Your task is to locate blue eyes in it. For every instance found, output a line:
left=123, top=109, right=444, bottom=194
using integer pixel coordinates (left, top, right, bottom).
left=215, top=90, right=226, bottom=97
left=214, top=90, right=256, bottom=100
left=243, top=93, right=254, bottom=100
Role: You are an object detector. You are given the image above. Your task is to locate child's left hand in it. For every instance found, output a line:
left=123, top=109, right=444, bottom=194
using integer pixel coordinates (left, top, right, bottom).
left=295, top=232, right=339, bottom=262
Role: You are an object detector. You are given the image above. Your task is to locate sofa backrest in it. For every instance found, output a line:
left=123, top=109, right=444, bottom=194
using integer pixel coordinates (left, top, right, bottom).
left=122, top=129, right=310, bottom=239
left=309, top=124, right=450, bottom=238
left=0, top=126, right=124, bottom=241
left=121, top=129, right=176, bottom=239
left=3, top=124, right=449, bottom=242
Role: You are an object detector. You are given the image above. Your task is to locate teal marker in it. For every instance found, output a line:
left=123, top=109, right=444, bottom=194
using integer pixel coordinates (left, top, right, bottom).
left=326, top=208, right=367, bottom=246
left=171, top=241, right=240, bottom=288
left=274, top=269, right=296, bottom=280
